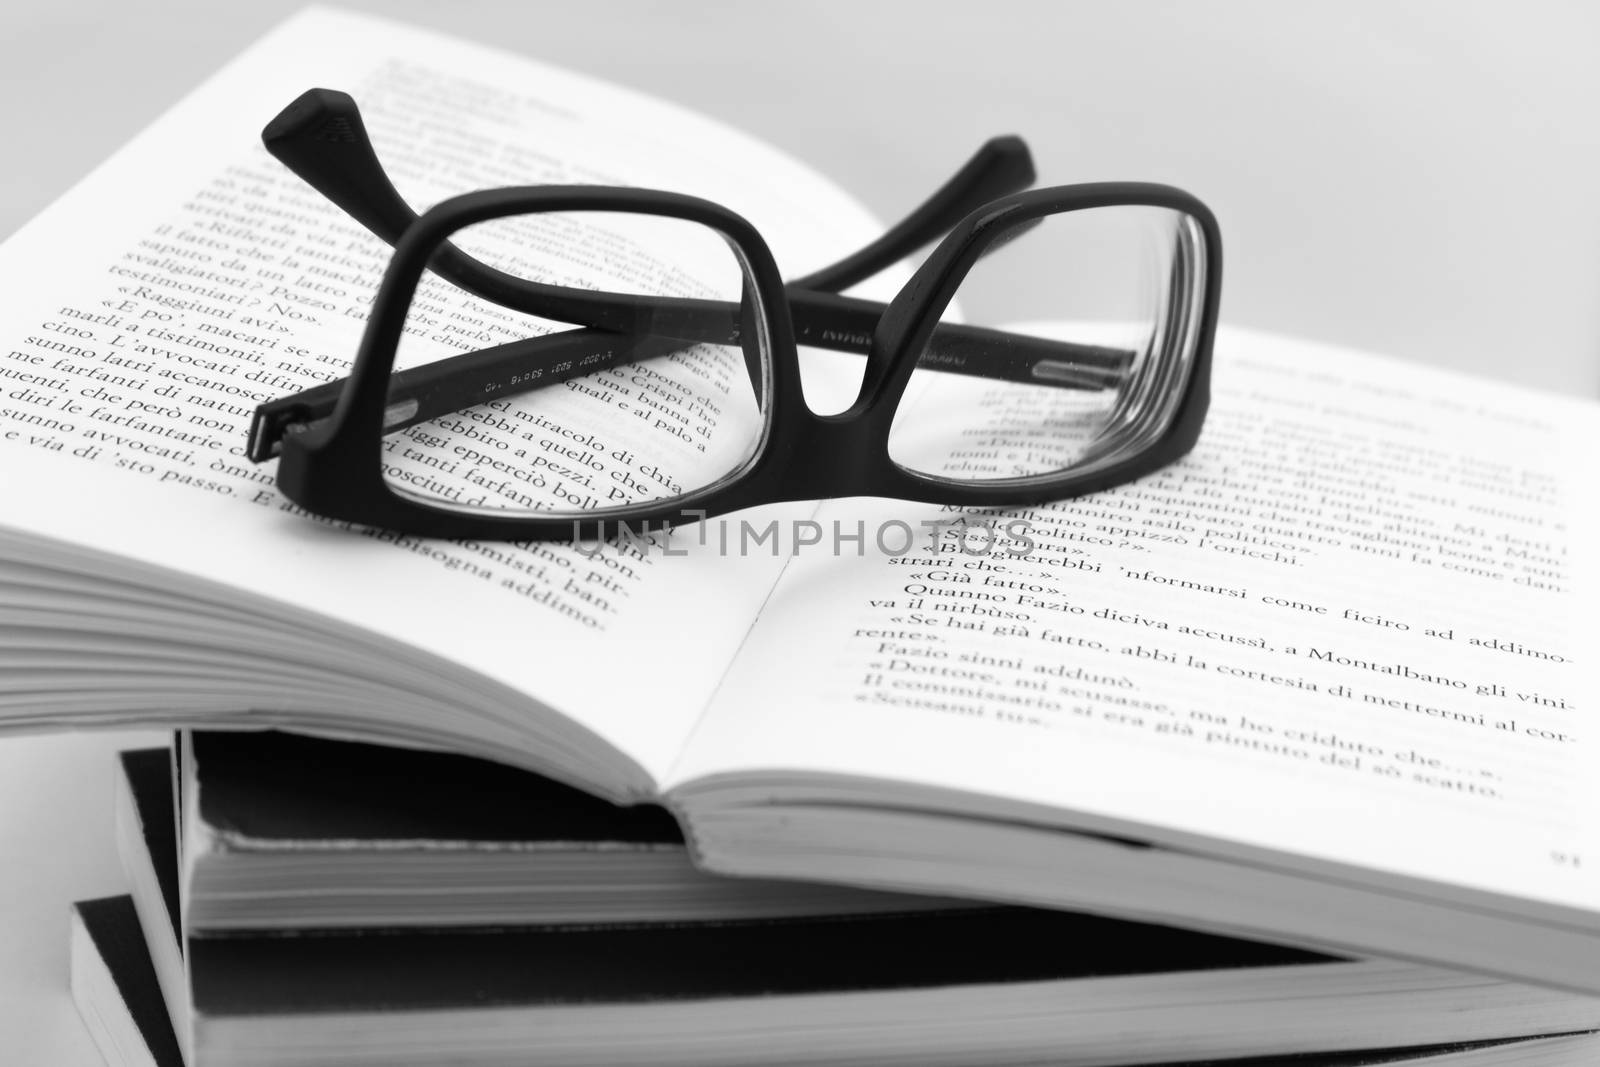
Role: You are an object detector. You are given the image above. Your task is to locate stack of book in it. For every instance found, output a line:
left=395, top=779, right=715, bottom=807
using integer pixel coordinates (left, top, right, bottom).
left=3, top=8, right=1600, bottom=1067
left=70, top=732, right=1600, bottom=1067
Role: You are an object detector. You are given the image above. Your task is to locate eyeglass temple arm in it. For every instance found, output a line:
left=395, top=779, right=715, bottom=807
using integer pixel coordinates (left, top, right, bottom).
left=246, top=305, right=1131, bottom=462
left=788, top=136, right=1034, bottom=292
left=264, top=88, right=1039, bottom=300
left=247, top=327, right=686, bottom=462
left=263, top=90, right=1126, bottom=370
left=265, top=90, right=1099, bottom=359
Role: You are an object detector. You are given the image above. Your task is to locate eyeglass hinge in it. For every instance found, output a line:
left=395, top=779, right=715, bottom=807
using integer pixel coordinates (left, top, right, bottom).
left=246, top=404, right=315, bottom=464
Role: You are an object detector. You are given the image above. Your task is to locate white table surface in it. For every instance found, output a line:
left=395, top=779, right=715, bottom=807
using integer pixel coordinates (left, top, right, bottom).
left=0, top=731, right=169, bottom=1065
left=4, top=2, right=1600, bottom=1062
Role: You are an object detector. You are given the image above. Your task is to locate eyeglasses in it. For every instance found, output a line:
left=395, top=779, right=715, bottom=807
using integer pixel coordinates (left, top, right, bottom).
left=247, top=89, right=1222, bottom=541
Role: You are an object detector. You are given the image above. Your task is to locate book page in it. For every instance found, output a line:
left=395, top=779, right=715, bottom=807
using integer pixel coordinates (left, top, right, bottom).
left=0, top=9, right=884, bottom=790
left=672, top=327, right=1600, bottom=913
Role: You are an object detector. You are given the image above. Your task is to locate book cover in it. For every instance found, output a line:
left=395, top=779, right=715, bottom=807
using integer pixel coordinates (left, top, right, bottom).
left=69, top=896, right=185, bottom=1067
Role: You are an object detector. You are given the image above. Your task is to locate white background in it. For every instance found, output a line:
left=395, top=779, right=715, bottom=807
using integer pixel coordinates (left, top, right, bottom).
left=1, top=2, right=1598, bottom=1062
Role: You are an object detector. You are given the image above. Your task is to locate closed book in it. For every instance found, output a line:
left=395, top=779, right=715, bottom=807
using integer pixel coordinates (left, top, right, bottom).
left=69, top=894, right=1600, bottom=1067
left=114, top=746, right=1600, bottom=1067
left=179, top=729, right=941, bottom=932
left=69, top=896, right=185, bottom=1067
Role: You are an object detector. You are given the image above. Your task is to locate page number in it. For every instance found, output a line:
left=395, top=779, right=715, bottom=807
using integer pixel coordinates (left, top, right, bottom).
left=1551, top=851, right=1583, bottom=868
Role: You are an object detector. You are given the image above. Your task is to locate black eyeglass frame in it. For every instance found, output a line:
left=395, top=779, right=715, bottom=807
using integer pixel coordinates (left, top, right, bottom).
left=255, top=99, right=1222, bottom=541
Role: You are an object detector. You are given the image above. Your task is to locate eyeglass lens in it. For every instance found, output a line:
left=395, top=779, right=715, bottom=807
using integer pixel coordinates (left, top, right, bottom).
left=378, top=211, right=770, bottom=517
left=888, top=205, right=1207, bottom=485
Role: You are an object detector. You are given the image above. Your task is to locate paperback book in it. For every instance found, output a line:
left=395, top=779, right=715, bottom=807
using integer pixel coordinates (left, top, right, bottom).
left=68, top=893, right=1600, bottom=1067
left=1, top=7, right=1597, bottom=993
left=107, top=744, right=1600, bottom=1067
left=177, top=729, right=944, bottom=931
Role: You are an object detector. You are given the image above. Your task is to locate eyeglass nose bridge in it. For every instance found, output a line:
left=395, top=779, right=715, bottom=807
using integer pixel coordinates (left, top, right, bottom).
left=759, top=403, right=903, bottom=502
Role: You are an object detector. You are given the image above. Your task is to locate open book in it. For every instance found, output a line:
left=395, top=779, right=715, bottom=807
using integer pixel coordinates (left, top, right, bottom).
left=4, top=8, right=1599, bottom=993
